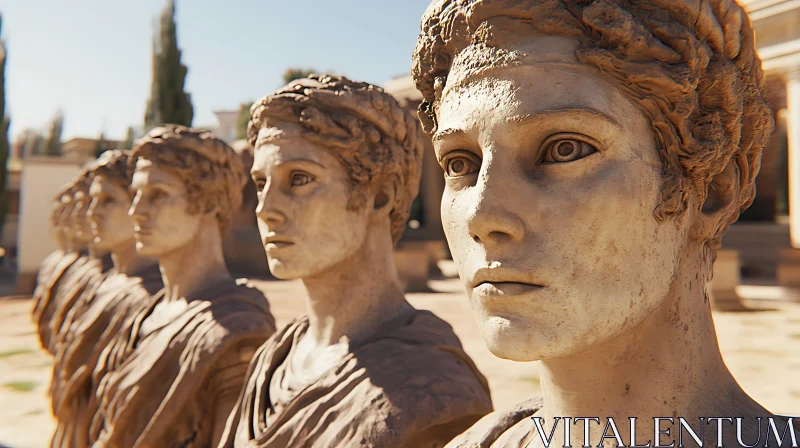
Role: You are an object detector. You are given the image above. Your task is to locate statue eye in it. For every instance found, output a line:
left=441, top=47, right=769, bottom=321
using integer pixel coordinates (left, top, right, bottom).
left=253, top=177, right=266, bottom=193
left=542, top=138, right=597, bottom=163
left=443, top=154, right=480, bottom=178
left=290, top=172, right=314, bottom=187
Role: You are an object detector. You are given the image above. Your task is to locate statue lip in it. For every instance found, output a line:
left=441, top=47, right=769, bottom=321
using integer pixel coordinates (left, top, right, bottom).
left=263, top=234, right=294, bottom=247
left=470, top=266, right=545, bottom=290
left=134, top=225, right=153, bottom=235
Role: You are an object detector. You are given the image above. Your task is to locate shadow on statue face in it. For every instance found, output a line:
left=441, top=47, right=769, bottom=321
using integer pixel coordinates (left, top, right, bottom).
left=128, top=159, right=203, bottom=258
left=434, top=34, right=689, bottom=362
left=87, top=175, right=135, bottom=252
left=251, top=130, right=370, bottom=280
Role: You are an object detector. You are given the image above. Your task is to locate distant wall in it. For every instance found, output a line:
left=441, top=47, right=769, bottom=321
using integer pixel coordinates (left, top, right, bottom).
left=722, top=222, right=792, bottom=279
left=17, top=157, right=82, bottom=275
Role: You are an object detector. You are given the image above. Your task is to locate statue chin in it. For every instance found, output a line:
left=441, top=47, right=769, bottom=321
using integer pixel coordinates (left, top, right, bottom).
left=479, top=317, right=555, bottom=363
left=265, top=258, right=298, bottom=280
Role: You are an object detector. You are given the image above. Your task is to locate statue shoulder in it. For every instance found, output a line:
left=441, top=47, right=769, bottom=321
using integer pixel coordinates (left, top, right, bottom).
left=444, top=397, right=544, bottom=448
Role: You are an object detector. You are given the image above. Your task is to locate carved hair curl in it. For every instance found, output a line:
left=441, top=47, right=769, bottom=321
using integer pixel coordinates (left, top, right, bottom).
left=50, top=183, right=76, bottom=228
left=130, top=124, right=247, bottom=234
left=86, top=149, right=135, bottom=193
left=411, top=0, right=773, bottom=252
left=248, top=74, right=426, bottom=244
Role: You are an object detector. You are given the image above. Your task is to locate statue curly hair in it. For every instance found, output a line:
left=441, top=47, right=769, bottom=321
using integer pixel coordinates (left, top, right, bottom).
left=86, top=149, right=135, bottom=193
left=248, top=74, right=426, bottom=244
left=50, top=184, right=76, bottom=229
left=129, top=124, right=247, bottom=235
left=411, top=0, right=774, bottom=254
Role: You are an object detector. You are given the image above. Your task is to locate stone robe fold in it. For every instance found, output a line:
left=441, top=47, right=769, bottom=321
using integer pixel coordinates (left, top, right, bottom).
left=32, top=250, right=82, bottom=353
left=39, top=252, right=113, bottom=356
left=48, top=253, right=114, bottom=373
left=49, top=264, right=163, bottom=448
left=88, top=280, right=276, bottom=448
left=220, top=309, right=494, bottom=448
left=443, top=397, right=543, bottom=448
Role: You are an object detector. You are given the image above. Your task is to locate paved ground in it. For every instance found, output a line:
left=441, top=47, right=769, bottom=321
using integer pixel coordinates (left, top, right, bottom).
left=1, top=278, right=799, bottom=447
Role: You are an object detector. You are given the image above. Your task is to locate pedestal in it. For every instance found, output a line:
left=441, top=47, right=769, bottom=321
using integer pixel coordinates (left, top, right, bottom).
left=393, top=240, right=448, bottom=292
left=777, top=248, right=800, bottom=288
left=709, top=249, right=747, bottom=311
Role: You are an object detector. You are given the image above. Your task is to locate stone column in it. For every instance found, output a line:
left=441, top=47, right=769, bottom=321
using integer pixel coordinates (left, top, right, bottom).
left=786, top=68, right=800, bottom=248
left=777, top=67, right=800, bottom=288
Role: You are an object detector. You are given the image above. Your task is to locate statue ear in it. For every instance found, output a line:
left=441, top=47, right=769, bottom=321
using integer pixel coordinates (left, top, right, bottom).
left=697, top=159, right=739, bottom=230
left=372, top=179, right=397, bottom=218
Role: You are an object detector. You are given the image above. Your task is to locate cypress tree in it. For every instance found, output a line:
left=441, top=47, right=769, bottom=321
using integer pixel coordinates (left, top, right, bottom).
left=45, top=111, right=64, bottom=156
left=95, top=132, right=108, bottom=159
left=143, top=0, right=193, bottom=129
left=282, top=68, right=316, bottom=86
left=21, top=130, right=45, bottom=158
left=236, top=102, right=253, bottom=140
left=123, top=126, right=136, bottom=149
left=0, top=14, right=10, bottom=237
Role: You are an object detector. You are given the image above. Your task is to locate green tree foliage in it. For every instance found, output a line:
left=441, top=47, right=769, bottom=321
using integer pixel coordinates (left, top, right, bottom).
left=236, top=102, right=253, bottom=140
left=21, top=130, right=45, bottom=157
left=45, top=111, right=64, bottom=156
left=143, top=0, right=193, bottom=129
left=282, top=68, right=316, bottom=86
left=123, top=126, right=136, bottom=149
left=95, top=132, right=109, bottom=158
left=0, top=14, right=8, bottom=237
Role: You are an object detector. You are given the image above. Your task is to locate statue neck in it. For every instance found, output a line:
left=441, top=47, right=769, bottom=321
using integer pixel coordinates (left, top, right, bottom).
left=110, top=238, right=157, bottom=276
left=301, top=223, right=410, bottom=348
left=158, top=220, right=232, bottom=302
left=536, top=240, right=770, bottom=444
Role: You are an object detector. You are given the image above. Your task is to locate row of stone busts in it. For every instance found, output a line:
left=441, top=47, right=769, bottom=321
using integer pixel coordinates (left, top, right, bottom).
left=32, top=76, right=495, bottom=448
left=30, top=0, right=793, bottom=438
left=32, top=125, right=280, bottom=447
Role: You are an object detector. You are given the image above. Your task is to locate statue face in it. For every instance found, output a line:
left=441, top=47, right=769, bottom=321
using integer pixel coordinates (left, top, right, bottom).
left=70, top=191, right=93, bottom=245
left=434, top=35, right=687, bottom=362
left=129, top=159, right=202, bottom=257
left=251, top=130, right=370, bottom=279
left=87, top=175, right=135, bottom=251
left=54, top=196, right=72, bottom=240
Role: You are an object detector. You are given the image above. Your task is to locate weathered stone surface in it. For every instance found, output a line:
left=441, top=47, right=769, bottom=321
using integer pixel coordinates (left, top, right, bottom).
left=410, top=1, right=790, bottom=446
left=221, top=75, right=492, bottom=447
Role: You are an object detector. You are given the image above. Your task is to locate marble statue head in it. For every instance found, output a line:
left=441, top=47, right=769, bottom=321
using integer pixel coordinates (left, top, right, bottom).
left=86, top=149, right=136, bottom=252
left=411, top=0, right=773, bottom=361
left=248, top=74, right=425, bottom=278
left=128, top=124, right=247, bottom=257
left=51, top=184, right=75, bottom=247
left=69, top=171, right=94, bottom=247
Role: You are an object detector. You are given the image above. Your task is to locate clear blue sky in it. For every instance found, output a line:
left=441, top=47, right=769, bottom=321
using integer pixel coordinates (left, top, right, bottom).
left=1, top=0, right=432, bottom=141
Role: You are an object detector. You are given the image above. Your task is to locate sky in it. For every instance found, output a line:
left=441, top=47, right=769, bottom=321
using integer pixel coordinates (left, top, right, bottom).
left=0, top=0, right=432, bottom=141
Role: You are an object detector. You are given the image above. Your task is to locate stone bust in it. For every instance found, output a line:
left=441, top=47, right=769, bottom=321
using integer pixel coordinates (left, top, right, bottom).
left=49, top=149, right=163, bottom=447
left=49, top=188, right=71, bottom=251
left=33, top=171, right=113, bottom=356
left=219, top=75, right=493, bottom=448
left=411, top=0, right=791, bottom=446
left=32, top=184, right=81, bottom=353
left=88, top=125, right=276, bottom=448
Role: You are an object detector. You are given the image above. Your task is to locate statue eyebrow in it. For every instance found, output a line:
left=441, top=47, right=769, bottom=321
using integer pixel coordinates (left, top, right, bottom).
left=431, top=128, right=466, bottom=144
left=432, top=107, right=620, bottom=145
left=272, top=159, right=325, bottom=171
left=507, top=107, right=620, bottom=128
